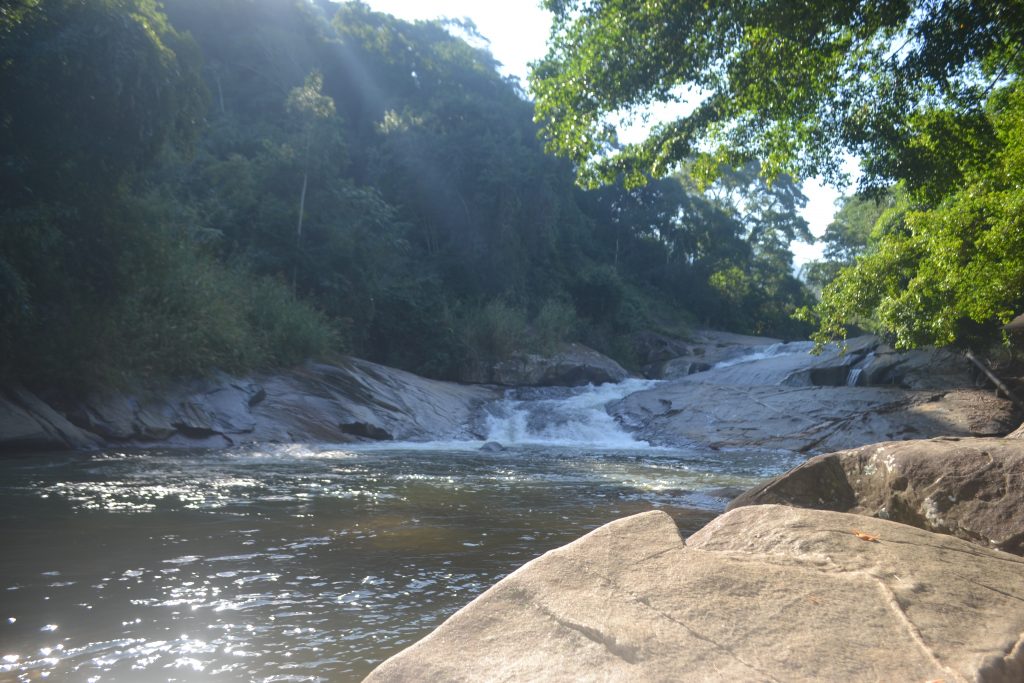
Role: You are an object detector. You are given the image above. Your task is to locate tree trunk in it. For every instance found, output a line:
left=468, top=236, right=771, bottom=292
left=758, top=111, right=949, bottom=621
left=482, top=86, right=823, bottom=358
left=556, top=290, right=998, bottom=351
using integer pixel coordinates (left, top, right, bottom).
left=292, top=170, right=308, bottom=291
left=965, top=349, right=1024, bottom=412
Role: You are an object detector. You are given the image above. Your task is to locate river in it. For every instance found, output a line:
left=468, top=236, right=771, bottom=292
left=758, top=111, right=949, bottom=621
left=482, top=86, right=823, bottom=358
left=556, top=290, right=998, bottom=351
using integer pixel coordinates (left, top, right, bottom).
left=0, top=380, right=806, bottom=682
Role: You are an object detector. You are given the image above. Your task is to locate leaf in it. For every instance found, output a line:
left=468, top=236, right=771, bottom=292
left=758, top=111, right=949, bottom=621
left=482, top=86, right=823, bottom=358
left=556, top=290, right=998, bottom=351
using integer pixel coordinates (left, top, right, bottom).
left=852, top=529, right=880, bottom=542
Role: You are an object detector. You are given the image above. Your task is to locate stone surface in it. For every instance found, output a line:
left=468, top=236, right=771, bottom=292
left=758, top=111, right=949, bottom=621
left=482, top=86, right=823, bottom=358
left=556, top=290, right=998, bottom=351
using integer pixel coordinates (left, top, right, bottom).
left=368, top=506, right=1024, bottom=682
left=249, top=358, right=497, bottom=443
left=729, top=437, right=1024, bottom=554
left=2, top=358, right=498, bottom=452
left=668, top=329, right=783, bottom=370
left=612, top=382, right=1017, bottom=452
left=483, top=343, right=630, bottom=387
left=630, top=330, right=691, bottom=366
left=612, top=335, right=1018, bottom=452
left=0, top=386, right=99, bottom=451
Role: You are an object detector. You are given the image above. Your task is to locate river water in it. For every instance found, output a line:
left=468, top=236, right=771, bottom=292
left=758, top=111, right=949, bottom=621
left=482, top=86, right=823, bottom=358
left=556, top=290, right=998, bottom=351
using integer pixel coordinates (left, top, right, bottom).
left=0, top=380, right=805, bottom=682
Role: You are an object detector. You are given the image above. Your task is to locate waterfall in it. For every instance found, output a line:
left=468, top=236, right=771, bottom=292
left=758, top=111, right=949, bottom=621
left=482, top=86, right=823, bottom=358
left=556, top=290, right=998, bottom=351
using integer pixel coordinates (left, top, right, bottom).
left=482, top=378, right=659, bottom=448
left=846, top=352, right=875, bottom=387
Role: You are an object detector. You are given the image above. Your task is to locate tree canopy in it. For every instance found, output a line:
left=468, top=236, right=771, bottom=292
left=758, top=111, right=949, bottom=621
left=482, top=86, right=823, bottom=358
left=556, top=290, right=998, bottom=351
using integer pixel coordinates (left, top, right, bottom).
left=532, top=0, right=1024, bottom=349
left=531, top=0, right=1024, bottom=189
left=1, top=0, right=816, bottom=391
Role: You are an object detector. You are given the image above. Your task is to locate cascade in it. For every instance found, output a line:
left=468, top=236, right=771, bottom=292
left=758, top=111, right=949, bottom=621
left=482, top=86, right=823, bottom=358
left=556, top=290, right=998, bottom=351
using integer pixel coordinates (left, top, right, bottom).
left=481, top=378, right=659, bottom=448
left=713, top=341, right=817, bottom=369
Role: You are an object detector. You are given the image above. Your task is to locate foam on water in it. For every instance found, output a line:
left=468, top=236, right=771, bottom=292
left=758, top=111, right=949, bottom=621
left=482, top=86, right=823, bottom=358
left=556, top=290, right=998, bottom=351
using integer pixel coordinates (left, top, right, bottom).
left=481, top=378, right=661, bottom=449
left=712, top=341, right=817, bottom=369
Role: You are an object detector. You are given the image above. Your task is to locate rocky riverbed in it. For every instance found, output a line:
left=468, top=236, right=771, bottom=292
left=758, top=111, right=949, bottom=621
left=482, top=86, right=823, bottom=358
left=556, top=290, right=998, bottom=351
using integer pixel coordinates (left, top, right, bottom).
left=2, top=331, right=1018, bottom=455
left=612, top=332, right=1019, bottom=452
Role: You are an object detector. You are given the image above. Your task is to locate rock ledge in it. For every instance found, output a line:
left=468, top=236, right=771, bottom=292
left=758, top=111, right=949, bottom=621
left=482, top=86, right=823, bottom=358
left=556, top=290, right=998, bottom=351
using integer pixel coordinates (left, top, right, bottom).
left=368, top=506, right=1024, bottom=682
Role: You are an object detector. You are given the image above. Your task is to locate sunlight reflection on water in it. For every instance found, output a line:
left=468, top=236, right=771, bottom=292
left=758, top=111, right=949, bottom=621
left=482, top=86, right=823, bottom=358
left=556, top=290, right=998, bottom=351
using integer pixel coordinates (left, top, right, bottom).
left=0, top=443, right=802, bottom=681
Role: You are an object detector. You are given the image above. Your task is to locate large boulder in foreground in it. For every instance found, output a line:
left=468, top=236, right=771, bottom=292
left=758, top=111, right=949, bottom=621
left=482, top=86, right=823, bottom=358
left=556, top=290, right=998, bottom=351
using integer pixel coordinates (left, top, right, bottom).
left=367, top=506, right=1024, bottom=682
left=729, top=437, right=1024, bottom=554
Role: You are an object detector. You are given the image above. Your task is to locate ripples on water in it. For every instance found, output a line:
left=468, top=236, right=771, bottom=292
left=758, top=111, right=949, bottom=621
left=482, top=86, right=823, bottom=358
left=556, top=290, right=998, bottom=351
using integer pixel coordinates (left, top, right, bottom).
left=0, top=443, right=804, bottom=681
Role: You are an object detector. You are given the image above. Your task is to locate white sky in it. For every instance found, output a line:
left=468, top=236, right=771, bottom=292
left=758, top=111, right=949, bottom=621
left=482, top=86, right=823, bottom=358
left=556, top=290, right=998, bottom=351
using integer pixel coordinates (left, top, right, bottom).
left=358, top=0, right=844, bottom=267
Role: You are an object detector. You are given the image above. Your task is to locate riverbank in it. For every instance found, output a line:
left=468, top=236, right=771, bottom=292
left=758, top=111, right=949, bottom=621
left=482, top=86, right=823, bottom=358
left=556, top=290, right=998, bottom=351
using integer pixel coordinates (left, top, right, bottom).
left=2, top=331, right=1018, bottom=455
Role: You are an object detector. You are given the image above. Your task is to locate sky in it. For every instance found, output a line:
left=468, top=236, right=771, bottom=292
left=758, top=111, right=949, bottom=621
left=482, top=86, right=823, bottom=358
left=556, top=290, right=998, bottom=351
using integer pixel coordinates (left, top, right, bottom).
left=359, top=0, right=843, bottom=267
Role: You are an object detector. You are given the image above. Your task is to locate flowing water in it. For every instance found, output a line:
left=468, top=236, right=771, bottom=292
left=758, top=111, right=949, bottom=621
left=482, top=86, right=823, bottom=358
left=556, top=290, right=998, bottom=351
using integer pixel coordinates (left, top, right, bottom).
left=0, top=383, right=806, bottom=682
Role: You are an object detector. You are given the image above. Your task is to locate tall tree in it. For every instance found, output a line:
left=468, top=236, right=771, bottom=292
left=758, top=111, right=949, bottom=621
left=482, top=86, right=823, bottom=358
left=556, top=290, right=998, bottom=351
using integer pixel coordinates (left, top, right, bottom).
left=531, top=0, right=1024, bottom=189
left=0, top=0, right=205, bottom=204
left=532, top=0, right=1024, bottom=348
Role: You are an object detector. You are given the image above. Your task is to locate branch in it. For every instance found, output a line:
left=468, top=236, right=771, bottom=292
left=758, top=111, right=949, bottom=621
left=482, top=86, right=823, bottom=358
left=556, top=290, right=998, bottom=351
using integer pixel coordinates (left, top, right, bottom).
left=965, top=350, right=1024, bottom=413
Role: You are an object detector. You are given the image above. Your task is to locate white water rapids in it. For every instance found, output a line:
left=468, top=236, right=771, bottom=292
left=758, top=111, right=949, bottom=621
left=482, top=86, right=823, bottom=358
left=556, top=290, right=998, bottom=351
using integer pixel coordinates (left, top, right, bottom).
left=481, top=378, right=661, bottom=448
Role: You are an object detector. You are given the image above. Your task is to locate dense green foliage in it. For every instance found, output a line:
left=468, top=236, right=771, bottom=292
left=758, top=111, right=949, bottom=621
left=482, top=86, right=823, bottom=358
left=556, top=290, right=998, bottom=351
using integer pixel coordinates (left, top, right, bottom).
left=1, top=0, right=813, bottom=390
left=532, top=0, right=1024, bottom=349
left=805, top=82, right=1024, bottom=349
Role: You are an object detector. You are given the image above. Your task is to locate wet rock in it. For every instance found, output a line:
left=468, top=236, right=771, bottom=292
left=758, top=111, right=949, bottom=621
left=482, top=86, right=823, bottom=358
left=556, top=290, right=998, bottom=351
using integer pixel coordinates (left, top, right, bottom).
left=612, top=380, right=1017, bottom=452
left=475, top=343, right=630, bottom=387
left=629, top=331, right=691, bottom=370
left=729, top=437, right=1024, bottom=554
left=0, top=386, right=99, bottom=451
left=480, top=441, right=505, bottom=452
left=367, top=507, right=1024, bottom=682
left=249, top=359, right=496, bottom=443
left=643, top=357, right=711, bottom=380
left=339, top=422, right=392, bottom=441
left=862, top=346, right=977, bottom=389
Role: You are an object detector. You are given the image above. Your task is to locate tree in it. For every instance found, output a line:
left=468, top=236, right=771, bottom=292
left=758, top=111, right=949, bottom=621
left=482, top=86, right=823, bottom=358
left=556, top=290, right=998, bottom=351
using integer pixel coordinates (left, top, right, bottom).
left=806, top=81, right=1024, bottom=349
left=531, top=0, right=1024, bottom=190
left=0, top=0, right=206, bottom=204
left=801, top=189, right=897, bottom=292
left=532, top=0, right=1024, bottom=348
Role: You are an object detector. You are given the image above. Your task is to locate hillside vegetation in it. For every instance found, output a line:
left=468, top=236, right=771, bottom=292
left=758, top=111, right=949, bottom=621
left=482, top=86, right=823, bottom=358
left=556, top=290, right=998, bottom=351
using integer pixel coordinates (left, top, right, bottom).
left=0, top=0, right=814, bottom=391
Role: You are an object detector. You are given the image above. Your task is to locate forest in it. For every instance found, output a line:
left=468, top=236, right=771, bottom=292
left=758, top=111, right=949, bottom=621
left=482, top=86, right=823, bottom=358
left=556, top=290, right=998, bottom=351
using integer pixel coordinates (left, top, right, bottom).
left=0, top=0, right=818, bottom=392
left=2, top=0, right=1021, bottom=394
left=533, top=0, right=1023, bottom=353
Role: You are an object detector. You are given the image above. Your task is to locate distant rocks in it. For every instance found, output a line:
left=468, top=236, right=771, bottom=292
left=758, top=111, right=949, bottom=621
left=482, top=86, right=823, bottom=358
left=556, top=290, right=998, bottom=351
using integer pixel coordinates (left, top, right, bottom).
left=367, top=506, right=1024, bottom=682
left=729, top=436, right=1024, bottom=555
left=463, top=343, right=630, bottom=387
left=612, top=333, right=1020, bottom=452
left=1, top=358, right=498, bottom=452
left=640, top=329, right=781, bottom=379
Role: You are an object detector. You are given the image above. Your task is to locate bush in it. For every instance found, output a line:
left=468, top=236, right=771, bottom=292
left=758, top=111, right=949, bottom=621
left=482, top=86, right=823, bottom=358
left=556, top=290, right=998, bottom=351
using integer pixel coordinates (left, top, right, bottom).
left=462, top=300, right=529, bottom=361
left=530, top=298, right=578, bottom=353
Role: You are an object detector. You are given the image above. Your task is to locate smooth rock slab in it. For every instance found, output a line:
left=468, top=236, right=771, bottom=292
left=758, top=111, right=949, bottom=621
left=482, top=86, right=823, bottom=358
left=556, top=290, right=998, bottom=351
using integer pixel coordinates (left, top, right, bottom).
left=367, top=506, right=1024, bottom=682
left=0, top=386, right=99, bottom=451
left=729, top=437, right=1024, bottom=554
left=611, top=383, right=1018, bottom=452
left=3, top=357, right=498, bottom=452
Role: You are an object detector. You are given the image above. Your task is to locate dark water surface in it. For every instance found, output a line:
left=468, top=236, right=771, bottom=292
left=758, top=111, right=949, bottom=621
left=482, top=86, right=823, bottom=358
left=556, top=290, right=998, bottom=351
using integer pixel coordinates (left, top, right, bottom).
left=0, top=443, right=804, bottom=681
